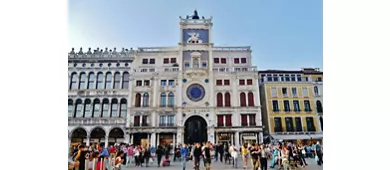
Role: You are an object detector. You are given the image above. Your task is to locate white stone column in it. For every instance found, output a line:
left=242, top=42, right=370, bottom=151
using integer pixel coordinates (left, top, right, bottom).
left=231, top=134, right=234, bottom=145
left=86, top=135, right=90, bottom=146
left=255, top=133, right=258, bottom=144
left=151, top=133, right=156, bottom=147
left=104, top=135, right=109, bottom=148
left=125, top=133, right=130, bottom=144
left=102, top=72, right=106, bottom=90
left=232, top=77, right=238, bottom=107
left=152, top=77, right=158, bottom=107
left=157, top=133, right=160, bottom=146
left=234, top=131, right=239, bottom=146
left=107, top=101, right=112, bottom=117
left=259, top=132, right=264, bottom=144
left=126, top=77, right=134, bottom=127
left=131, top=134, right=134, bottom=144
left=177, top=74, right=183, bottom=106
left=151, top=111, right=156, bottom=127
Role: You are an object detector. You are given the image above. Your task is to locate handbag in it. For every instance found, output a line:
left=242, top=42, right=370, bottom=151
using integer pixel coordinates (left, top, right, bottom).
left=315, top=155, right=319, bottom=162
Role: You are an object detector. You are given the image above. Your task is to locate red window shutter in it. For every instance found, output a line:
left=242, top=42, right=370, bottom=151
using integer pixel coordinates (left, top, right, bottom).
left=234, top=58, right=240, bottom=64
left=224, top=80, right=230, bottom=85
left=214, top=58, right=219, bottom=63
left=216, top=80, right=222, bottom=86
left=217, top=93, right=223, bottom=107
left=135, top=93, right=141, bottom=107
left=142, top=59, right=148, bottom=64
left=241, top=115, right=248, bottom=126
left=247, top=79, right=253, bottom=85
left=239, top=79, right=245, bottom=85
left=217, top=115, right=223, bottom=126
left=226, top=115, right=232, bottom=126
left=142, top=116, right=147, bottom=126
left=170, top=58, right=177, bottom=63
left=224, top=93, right=231, bottom=107
left=221, top=58, right=226, bottom=64
left=240, top=92, right=246, bottom=106
left=241, top=58, right=247, bottom=63
left=149, top=59, right=155, bottom=64
left=248, top=92, right=254, bottom=106
left=249, top=114, right=256, bottom=126
left=134, top=116, right=140, bottom=126
left=163, top=58, right=169, bottom=64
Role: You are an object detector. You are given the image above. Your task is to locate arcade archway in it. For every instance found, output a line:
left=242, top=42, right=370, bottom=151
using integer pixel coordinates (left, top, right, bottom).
left=109, top=128, right=125, bottom=145
left=71, top=128, right=87, bottom=144
left=184, top=115, right=207, bottom=144
left=90, top=127, right=106, bottom=144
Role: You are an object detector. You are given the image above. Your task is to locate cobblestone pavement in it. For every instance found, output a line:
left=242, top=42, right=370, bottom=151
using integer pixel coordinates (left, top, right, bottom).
left=119, top=156, right=323, bottom=170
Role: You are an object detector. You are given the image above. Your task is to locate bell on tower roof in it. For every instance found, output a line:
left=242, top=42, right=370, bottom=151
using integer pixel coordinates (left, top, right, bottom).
left=192, top=9, right=199, bottom=19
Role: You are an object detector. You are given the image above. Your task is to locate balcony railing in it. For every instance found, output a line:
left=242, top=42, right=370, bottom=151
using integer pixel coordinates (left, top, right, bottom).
left=133, top=123, right=149, bottom=127
left=274, top=127, right=283, bottom=132
left=68, top=117, right=126, bottom=126
left=159, top=123, right=175, bottom=127
left=304, top=109, right=312, bottom=112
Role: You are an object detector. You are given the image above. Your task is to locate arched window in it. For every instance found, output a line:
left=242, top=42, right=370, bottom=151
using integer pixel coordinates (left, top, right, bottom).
left=142, top=93, right=149, bottom=107
left=316, top=100, right=323, bottom=113
left=216, top=93, right=223, bottom=107
left=320, top=117, right=323, bottom=131
left=84, top=99, right=91, bottom=117
left=96, top=72, right=104, bottom=89
left=160, top=93, right=167, bottom=107
left=113, top=72, right=121, bottom=89
left=135, top=93, right=141, bottom=107
left=70, top=72, right=78, bottom=90
left=105, top=72, right=112, bottom=89
left=102, top=99, right=109, bottom=117
left=225, top=93, right=231, bottom=107
left=240, top=92, right=246, bottom=107
left=248, top=92, right=254, bottom=106
left=79, top=72, right=87, bottom=90
left=111, top=99, right=118, bottom=117
left=168, top=92, right=175, bottom=107
left=68, top=99, right=73, bottom=117
left=75, top=99, right=83, bottom=117
left=87, top=73, right=95, bottom=89
left=92, top=99, right=100, bottom=117
left=120, top=99, right=127, bottom=118
left=122, top=72, right=129, bottom=89
left=314, top=86, right=319, bottom=95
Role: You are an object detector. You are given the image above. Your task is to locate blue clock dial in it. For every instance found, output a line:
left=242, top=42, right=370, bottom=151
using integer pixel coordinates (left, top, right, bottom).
left=186, top=84, right=205, bottom=102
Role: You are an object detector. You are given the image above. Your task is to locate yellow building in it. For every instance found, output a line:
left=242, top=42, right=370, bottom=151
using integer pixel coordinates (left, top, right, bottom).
left=259, top=68, right=323, bottom=144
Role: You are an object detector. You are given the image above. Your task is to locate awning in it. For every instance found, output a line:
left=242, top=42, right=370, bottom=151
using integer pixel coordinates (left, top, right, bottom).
left=243, top=136, right=257, bottom=140
left=307, top=134, right=323, bottom=139
left=271, top=135, right=311, bottom=140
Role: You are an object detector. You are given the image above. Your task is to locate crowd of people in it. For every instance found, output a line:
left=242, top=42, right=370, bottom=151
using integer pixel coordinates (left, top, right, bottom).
left=68, top=140, right=323, bottom=170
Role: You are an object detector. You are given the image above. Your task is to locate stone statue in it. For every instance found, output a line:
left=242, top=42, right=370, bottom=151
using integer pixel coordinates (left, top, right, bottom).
left=78, top=48, right=83, bottom=54
left=70, top=48, right=75, bottom=54
left=187, top=32, right=202, bottom=43
left=87, top=47, right=92, bottom=54
left=103, top=47, right=109, bottom=54
left=192, top=10, right=199, bottom=19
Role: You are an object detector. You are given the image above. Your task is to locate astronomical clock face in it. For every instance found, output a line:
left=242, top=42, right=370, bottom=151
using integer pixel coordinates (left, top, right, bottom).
left=186, top=83, right=205, bottom=102
left=182, top=29, right=209, bottom=44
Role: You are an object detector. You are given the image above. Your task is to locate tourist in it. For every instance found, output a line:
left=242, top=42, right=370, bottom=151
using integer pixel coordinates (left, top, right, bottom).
left=144, top=146, right=151, bottom=167
left=193, top=143, right=202, bottom=170
left=231, top=146, right=239, bottom=169
left=259, top=144, right=271, bottom=170
left=75, top=144, right=88, bottom=170
left=126, top=144, right=133, bottom=167
left=203, top=142, right=212, bottom=170
left=314, top=141, right=323, bottom=166
left=281, top=146, right=290, bottom=170
left=298, top=144, right=308, bottom=166
left=113, top=151, right=124, bottom=170
left=134, top=146, right=141, bottom=167
left=218, top=143, right=224, bottom=162
left=270, top=146, right=281, bottom=169
left=156, top=145, right=164, bottom=167
left=241, top=143, right=249, bottom=169
left=250, top=144, right=260, bottom=170
left=181, top=143, right=189, bottom=170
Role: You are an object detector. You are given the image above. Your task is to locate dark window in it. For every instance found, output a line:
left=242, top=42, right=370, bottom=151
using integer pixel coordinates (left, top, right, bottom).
left=87, top=73, right=95, bottom=90
left=79, top=73, right=87, bottom=90
left=247, top=79, right=253, bottom=85
left=241, top=115, right=248, bottom=126
left=306, top=117, right=316, bottom=131
left=105, top=72, right=112, bottom=89
left=293, top=100, right=300, bottom=112
left=234, top=58, right=240, bottom=64
left=149, top=59, right=155, bottom=64
left=217, top=115, right=224, bottom=126
left=316, top=100, right=323, bottom=113
left=113, top=72, right=121, bottom=89
left=134, top=116, right=140, bottom=126
left=226, top=115, right=232, bottom=126
left=273, top=75, right=278, bottom=81
left=122, top=72, right=129, bottom=89
left=304, top=100, right=311, bottom=111
left=216, top=93, right=223, bottom=107
left=314, top=86, right=319, bottom=95
left=283, top=100, right=290, bottom=112
left=142, top=93, right=149, bottom=107
left=297, top=75, right=302, bottom=81
left=285, top=75, right=290, bottom=81
left=160, top=80, right=167, bottom=86
left=142, top=59, right=148, bottom=64
left=163, top=58, right=169, bottom=64
left=68, top=99, right=73, bottom=117
left=285, top=117, right=294, bottom=132
left=160, top=93, right=167, bottom=107
left=135, top=93, right=141, bottom=107
left=291, top=75, right=296, bottom=81
left=136, top=80, right=142, bottom=86
left=249, top=114, right=256, bottom=126
left=295, top=117, right=303, bottom=131
left=282, top=88, right=288, bottom=97
left=216, top=80, right=222, bottom=86
left=168, top=80, right=175, bottom=86
left=168, top=92, right=175, bottom=107
left=202, top=62, right=207, bottom=67
left=92, top=99, right=100, bottom=118
left=317, top=77, right=322, bottom=82
left=274, top=117, right=282, bottom=132
left=239, top=79, right=245, bottom=85
left=75, top=99, right=83, bottom=117
left=120, top=99, right=127, bottom=118
left=224, top=93, right=231, bottom=107
left=224, top=80, right=230, bottom=85
left=185, top=63, right=190, bottom=67
left=240, top=92, right=246, bottom=107
left=170, top=58, right=176, bottom=63
left=221, top=58, right=226, bottom=64
left=70, top=72, right=78, bottom=90
left=272, top=100, right=279, bottom=111
left=248, top=92, right=254, bottom=106
left=142, top=116, right=148, bottom=126
left=111, top=99, right=118, bottom=117
left=102, top=99, right=109, bottom=117
left=144, top=80, right=150, bottom=86
left=241, top=58, right=247, bottom=63
left=214, top=58, right=219, bottom=63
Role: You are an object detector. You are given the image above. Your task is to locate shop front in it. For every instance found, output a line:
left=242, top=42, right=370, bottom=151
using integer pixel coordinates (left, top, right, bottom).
left=241, top=132, right=258, bottom=145
left=159, top=133, right=174, bottom=146
left=216, top=132, right=233, bottom=145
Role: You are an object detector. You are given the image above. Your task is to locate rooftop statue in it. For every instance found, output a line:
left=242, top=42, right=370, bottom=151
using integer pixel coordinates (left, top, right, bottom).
left=78, top=48, right=83, bottom=54
left=192, top=10, right=199, bottom=19
left=70, top=48, right=75, bottom=54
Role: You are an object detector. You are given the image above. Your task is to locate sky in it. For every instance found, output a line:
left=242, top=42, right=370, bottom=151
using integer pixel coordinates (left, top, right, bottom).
left=68, top=0, right=322, bottom=70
